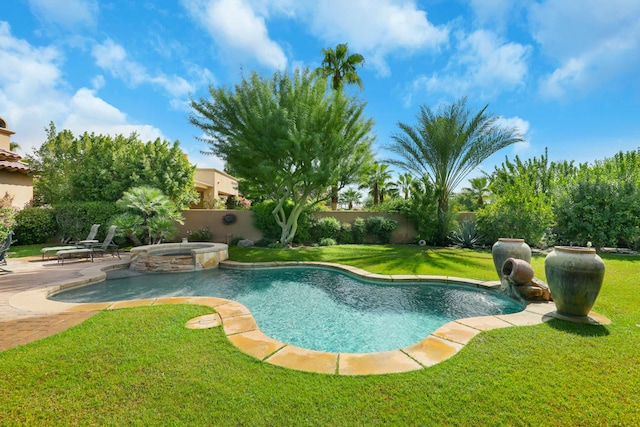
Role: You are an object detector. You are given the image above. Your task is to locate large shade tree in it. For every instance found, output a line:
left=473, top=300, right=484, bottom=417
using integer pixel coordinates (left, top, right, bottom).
left=189, top=69, right=374, bottom=246
left=387, top=97, right=524, bottom=245
left=28, top=123, right=197, bottom=209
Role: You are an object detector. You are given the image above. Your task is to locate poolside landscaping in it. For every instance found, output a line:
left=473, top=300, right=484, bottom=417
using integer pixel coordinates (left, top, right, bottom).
left=1, top=245, right=639, bottom=425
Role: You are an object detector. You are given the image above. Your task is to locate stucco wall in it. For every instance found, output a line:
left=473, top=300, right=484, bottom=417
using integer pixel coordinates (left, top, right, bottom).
left=177, top=210, right=418, bottom=244
left=0, top=171, right=33, bottom=209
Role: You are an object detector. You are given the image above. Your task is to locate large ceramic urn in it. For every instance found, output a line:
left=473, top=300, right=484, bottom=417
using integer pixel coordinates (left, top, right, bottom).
left=492, top=238, right=531, bottom=280
left=544, top=246, right=605, bottom=317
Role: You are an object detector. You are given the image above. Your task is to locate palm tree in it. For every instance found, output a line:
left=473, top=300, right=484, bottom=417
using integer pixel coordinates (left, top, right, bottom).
left=463, top=176, right=491, bottom=207
left=360, top=163, right=393, bottom=206
left=396, top=173, right=414, bottom=199
left=315, top=43, right=364, bottom=91
left=339, top=188, right=362, bottom=210
left=315, top=42, right=366, bottom=209
left=387, top=97, right=524, bottom=245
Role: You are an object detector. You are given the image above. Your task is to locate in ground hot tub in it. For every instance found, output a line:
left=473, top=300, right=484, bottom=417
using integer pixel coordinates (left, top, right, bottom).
left=129, top=242, right=228, bottom=273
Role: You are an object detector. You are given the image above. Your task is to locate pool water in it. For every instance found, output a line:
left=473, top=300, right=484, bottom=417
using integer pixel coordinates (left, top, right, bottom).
left=50, top=267, right=524, bottom=353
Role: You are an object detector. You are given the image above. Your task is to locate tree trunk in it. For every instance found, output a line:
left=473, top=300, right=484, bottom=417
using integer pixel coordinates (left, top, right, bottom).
left=331, top=185, right=338, bottom=210
left=373, top=183, right=379, bottom=206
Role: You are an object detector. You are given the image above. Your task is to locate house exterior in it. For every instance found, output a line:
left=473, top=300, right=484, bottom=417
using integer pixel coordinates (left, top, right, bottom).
left=0, top=117, right=33, bottom=209
left=192, top=168, right=239, bottom=208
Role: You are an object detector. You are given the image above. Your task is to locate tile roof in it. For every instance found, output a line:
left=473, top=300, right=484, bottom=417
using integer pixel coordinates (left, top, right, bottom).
left=0, top=160, right=32, bottom=173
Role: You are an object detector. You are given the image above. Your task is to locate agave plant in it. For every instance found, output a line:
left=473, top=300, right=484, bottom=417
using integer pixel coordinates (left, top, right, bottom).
left=449, top=220, right=483, bottom=248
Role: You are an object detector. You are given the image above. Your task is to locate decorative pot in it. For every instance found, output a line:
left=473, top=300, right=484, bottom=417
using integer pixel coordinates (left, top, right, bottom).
left=492, top=238, right=531, bottom=280
left=544, top=246, right=605, bottom=317
left=501, top=258, right=535, bottom=285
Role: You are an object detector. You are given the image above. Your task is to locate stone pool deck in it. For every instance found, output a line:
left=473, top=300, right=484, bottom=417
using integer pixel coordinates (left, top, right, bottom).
left=1, top=255, right=607, bottom=375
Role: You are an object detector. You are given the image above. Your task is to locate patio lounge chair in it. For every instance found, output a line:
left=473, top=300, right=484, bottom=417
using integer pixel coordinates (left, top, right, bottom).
left=88, top=225, right=120, bottom=259
left=0, top=231, right=15, bottom=273
left=41, top=224, right=101, bottom=260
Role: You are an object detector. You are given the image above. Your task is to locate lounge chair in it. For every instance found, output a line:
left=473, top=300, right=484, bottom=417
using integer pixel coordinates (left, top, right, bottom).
left=41, top=224, right=101, bottom=260
left=88, top=225, right=120, bottom=259
left=0, top=231, right=15, bottom=272
left=56, top=247, right=93, bottom=264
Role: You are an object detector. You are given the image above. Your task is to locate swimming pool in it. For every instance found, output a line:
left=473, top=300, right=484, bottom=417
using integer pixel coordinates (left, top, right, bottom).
left=50, top=266, right=524, bottom=353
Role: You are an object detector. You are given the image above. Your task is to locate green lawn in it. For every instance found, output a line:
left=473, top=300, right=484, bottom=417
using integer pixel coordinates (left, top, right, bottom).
left=1, top=246, right=639, bottom=425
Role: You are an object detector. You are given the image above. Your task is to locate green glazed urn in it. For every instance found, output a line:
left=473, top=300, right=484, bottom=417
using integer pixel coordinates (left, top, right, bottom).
left=492, top=238, right=531, bottom=280
left=544, top=246, right=605, bottom=317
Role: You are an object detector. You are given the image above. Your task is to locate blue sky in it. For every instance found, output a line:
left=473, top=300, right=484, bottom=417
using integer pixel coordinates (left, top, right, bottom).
left=2, top=0, right=639, bottom=186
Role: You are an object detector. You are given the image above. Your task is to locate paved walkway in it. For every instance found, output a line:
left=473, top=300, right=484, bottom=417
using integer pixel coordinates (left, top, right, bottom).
left=0, top=254, right=129, bottom=351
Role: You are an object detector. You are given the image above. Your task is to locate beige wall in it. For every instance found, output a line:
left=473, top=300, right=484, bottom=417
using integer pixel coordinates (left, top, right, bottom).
left=177, top=210, right=417, bottom=244
left=0, top=170, right=33, bottom=209
left=179, top=210, right=262, bottom=243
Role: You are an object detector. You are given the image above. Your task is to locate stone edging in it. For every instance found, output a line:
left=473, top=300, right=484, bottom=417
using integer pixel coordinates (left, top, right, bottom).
left=10, top=260, right=561, bottom=376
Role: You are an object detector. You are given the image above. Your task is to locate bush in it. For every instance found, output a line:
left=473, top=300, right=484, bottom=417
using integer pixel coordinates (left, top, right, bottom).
left=352, top=217, right=366, bottom=244
left=337, top=223, right=352, bottom=244
left=255, top=237, right=275, bottom=247
left=365, top=216, right=398, bottom=244
left=554, top=178, right=640, bottom=249
left=318, top=237, right=336, bottom=246
left=312, top=217, right=342, bottom=241
left=229, top=236, right=245, bottom=246
left=14, top=207, right=57, bottom=245
left=476, top=194, right=554, bottom=248
left=187, top=226, right=213, bottom=242
left=53, top=201, right=121, bottom=242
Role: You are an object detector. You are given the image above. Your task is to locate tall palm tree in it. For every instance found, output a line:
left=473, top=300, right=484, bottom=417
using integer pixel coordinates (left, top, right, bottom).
left=315, top=43, right=365, bottom=91
left=387, top=97, right=524, bottom=245
left=360, top=163, right=393, bottom=206
left=315, top=42, right=366, bottom=209
left=396, top=173, right=414, bottom=199
left=339, top=188, right=362, bottom=210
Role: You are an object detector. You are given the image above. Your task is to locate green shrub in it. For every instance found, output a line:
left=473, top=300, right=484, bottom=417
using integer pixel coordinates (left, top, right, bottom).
left=53, top=201, right=121, bottom=242
left=229, top=236, right=245, bottom=246
left=337, top=223, right=352, bottom=244
left=318, top=237, right=336, bottom=246
left=312, top=217, right=342, bottom=241
left=554, top=178, right=640, bottom=249
left=365, top=216, right=398, bottom=244
left=476, top=194, right=554, bottom=248
left=255, top=237, right=275, bottom=247
left=187, top=226, right=213, bottom=242
left=352, top=217, right=366, bottom=244
left=14, top=207, right=57, bottom=245
left=267, top=241, right=283, bottom=249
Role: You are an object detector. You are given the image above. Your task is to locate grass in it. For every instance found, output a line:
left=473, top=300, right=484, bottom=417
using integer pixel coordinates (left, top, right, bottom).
left=1, top=246, right=639, bottom=425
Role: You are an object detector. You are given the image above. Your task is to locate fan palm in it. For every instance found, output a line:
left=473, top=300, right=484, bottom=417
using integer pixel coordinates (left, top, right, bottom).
left=387, top=97, right=524, bottom=245
left=360, top=163, right=393, bottom=206
left=463, top=176, right=491, bottom=207
left=396, top=173, right=414, bottom=199
left=315, top=43, right=365, bottom=91
left=339, top=188, right=362, bottom=210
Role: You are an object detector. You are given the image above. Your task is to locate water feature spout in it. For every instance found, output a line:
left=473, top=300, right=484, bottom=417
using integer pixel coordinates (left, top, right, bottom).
left=499, top=258, right=552, bottom=302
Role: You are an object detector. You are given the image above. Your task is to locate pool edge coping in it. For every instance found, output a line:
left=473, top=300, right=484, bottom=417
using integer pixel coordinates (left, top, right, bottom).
left=12, top=259, right=561, bottom=376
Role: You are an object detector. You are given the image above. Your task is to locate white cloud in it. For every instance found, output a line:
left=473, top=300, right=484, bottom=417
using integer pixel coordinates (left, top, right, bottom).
left=62, top=88, right=164, bottom=142
left=0, top=22, right=163, bottom=151
left=28, top=0, right=99, bottom=28
left=529, top=0, right=640, bottom=100
left=299, top=0, right=448, bottom=76
left=181, top=0, right=287, bottom=70
left=468, top=0, right=518, bottom=30
left=409, top=30, right=530, bottom=101
left=92, top=39, right=194, bottom=99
